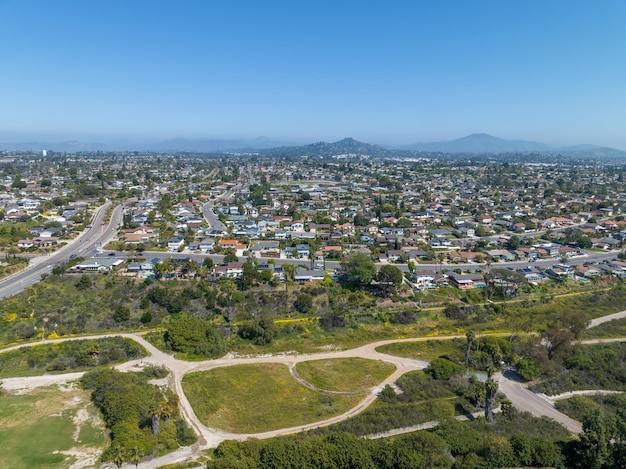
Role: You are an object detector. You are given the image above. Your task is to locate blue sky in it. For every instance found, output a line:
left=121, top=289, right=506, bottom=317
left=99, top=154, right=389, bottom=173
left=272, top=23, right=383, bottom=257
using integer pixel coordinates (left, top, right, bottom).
left=1, top=0, right=625, bottom=148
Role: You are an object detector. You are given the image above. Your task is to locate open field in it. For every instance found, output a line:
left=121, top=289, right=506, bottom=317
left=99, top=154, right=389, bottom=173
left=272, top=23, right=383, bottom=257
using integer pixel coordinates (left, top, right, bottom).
left=182, top=363, right=362, bottom=433
left=376, top=338, right=467, bottom=362
left=0, top=385, right=105, bottom=469
left=294, top=358, right=395, bottom=392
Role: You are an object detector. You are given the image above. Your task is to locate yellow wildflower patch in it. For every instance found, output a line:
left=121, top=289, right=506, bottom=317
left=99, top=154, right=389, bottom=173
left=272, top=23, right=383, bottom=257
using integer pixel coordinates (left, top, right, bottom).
left=2, top=313, right=17, bottom=322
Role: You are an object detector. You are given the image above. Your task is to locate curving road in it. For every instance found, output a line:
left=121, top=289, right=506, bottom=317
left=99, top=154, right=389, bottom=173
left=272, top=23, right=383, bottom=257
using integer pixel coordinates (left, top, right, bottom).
left=0, top=203, right=123, bottom=299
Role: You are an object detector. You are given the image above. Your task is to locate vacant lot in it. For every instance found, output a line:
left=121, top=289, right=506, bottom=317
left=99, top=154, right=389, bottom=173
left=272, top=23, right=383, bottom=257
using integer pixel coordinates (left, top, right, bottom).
left=376, top=338, right=466, bottom=362
left=0, top=385, right=105, bottom=468
left=183, top=363, right=362, bottom=433
left=295, top=358, right=395, bottom=393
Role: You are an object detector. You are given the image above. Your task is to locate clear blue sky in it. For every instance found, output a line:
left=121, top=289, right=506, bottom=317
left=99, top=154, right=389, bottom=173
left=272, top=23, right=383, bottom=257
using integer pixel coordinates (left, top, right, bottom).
left=1, top=0, right=625, bottom=148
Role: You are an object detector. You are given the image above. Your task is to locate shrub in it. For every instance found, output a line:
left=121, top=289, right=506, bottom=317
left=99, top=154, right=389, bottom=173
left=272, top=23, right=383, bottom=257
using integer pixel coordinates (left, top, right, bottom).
left=425, top=358, right=465, bottom=380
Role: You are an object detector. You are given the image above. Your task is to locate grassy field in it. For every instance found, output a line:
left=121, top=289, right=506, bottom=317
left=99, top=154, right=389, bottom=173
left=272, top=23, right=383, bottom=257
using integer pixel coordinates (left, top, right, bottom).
left=294, top=358, right=395, bottom=393
left=376, top=338, right=467, bottom=362
left=182, top=363, right=362, bottom=433
left=0, top=386, right=105, bottom=468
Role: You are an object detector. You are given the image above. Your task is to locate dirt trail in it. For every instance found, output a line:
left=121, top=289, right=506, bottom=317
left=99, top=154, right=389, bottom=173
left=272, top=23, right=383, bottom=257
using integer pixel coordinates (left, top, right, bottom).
left=5, top=309, right=626, bottom=468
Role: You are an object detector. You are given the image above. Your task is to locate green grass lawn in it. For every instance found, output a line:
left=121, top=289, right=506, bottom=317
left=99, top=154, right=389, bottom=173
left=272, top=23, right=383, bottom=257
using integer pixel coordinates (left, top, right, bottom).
left=295, top=358, right=395, bottom=392
left=182, top=363, right=362, bottom=433
left=376, top=338, right=466, bottom=362
left=0, top=386, right=105, bottom=469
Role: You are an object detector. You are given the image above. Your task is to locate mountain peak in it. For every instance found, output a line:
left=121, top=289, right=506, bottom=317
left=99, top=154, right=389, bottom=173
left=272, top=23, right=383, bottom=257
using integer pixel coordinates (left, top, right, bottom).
left=403, top=133, right=552, bottom=153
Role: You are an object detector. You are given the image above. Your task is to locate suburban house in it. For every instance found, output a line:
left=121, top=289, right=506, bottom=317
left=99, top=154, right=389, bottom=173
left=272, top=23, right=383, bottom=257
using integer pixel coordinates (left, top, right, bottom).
left=70, top=257, right=124, bottom=272
left=293, top=267, right=325, bottom=283
left=167, top=236, right=185, bottom=251
left=213, top=262, right=244, bottom=278
left=447, top=273, right=487, bottom=289
left=250, top=241, right=281, bottom=258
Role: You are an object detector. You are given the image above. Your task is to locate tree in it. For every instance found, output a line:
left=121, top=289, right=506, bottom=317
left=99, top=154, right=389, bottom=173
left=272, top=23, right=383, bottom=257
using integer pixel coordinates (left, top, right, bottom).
left=76, top=274, right=92, bottom=290
left=375, top=264, right=403, bottom=297
left=487, top=268, right=527, bottom=297
left=203, top=257, right=215, bottom=270
left=113, top=305, right=131, bottom=323
left=237, top=260, right=257, bottom=291
left=341, top=252, right=376, bottom=288
left=11, top=179, right=27, bottom=189
left=542, top=326, right=576, bottom=360
left=149, top=400, right=167, bottom=435
left=570, top=410, right=611, bottom=469
left=426, top=358, right=464, bottom=380
left=238, top=315, right=276, bottom=345
left=283, top=262, right=297, bottom=292
left=294, top=293, right=314, bottom=314
left=464, top=331, right=475, bottom=367
left=223, top=251, right=238, bottom=263
left=353, top=214, right=368, bottom=226
left=320, top=310, right=346, bottom=331
left=515, top=357, right=541, bottom=381
left=485, top=377, right=498, bottom=422
left=506, top=235, right=521, bottom=250
left=165, top=314, right=225, bottom=357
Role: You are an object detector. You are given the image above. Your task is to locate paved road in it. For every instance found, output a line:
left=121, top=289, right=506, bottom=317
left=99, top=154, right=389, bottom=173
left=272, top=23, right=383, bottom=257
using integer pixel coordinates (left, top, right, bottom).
left=201, top=201, right=227, bottom=233
left=588, top=309, right=626, bottom=328
left=201, top=184, right=241, bottom=233
left=497, top=370, right=583, bottom=434
left=3, top=286, right=626, bottom=466
left=0, top=203, right=123, bottom=299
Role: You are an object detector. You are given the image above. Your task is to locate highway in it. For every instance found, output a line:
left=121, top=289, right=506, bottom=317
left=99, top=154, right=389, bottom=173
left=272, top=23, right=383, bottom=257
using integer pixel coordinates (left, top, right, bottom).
left=0, top=203, right=123, bottom=299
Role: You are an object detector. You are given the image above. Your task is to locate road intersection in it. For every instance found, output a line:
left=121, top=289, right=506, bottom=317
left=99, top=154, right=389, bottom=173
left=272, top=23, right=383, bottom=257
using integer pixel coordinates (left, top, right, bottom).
left=3, top=318, right=626, bottom=468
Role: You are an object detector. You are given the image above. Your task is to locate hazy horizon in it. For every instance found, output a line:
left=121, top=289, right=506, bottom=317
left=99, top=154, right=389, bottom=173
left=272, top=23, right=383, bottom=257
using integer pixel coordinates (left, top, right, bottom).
left=2, top=1, right=626, bottom=149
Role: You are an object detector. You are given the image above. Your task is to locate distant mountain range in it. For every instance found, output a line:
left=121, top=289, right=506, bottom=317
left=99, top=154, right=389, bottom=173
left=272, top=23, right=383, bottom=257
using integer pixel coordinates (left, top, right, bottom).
left=260, top=138, right=396, bottom=158
left=400, top=133, right=621, bottom=155
left=1, top=133, right=625, bottom=159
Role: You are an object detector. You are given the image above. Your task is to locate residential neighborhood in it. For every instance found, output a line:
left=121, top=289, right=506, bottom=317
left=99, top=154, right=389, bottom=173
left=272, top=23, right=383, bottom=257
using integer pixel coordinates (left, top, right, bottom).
left=0, top=150, right=625, bottom=290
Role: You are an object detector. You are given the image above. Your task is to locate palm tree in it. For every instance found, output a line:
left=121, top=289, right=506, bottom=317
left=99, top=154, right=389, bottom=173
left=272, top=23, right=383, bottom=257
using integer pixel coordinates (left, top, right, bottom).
left=283, top=262, right=297, bottom=292
left=485, top=377, right=498, bottom=422
left=436, top=252, right=445, bottom=273
left=149, top=400, right=167, bottom=435
left=111, top=443, right=125, bottom=468
left=130, top=447, right=141, bottom=468
left=219, top=279, right=237, bottom=322
left=464, top=331, right=475, bottom=367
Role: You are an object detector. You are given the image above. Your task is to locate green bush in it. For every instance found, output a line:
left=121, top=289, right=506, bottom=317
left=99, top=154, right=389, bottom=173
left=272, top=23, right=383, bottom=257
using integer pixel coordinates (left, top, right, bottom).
left=426, top=358, right=465, bottom=380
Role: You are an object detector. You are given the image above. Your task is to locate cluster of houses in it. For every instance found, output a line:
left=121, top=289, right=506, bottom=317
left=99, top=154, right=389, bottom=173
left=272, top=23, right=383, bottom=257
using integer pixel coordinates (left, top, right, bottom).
left=3, top=153, right=626, bottom=275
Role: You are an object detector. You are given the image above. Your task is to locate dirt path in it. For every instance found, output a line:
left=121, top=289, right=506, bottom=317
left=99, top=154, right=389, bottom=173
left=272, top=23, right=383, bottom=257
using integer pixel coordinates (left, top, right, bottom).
left=288, top=364, right=362, bottom=396
left=5, top=310, right=626, bottom=468
left=546, top=390, right=623, bottom=402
